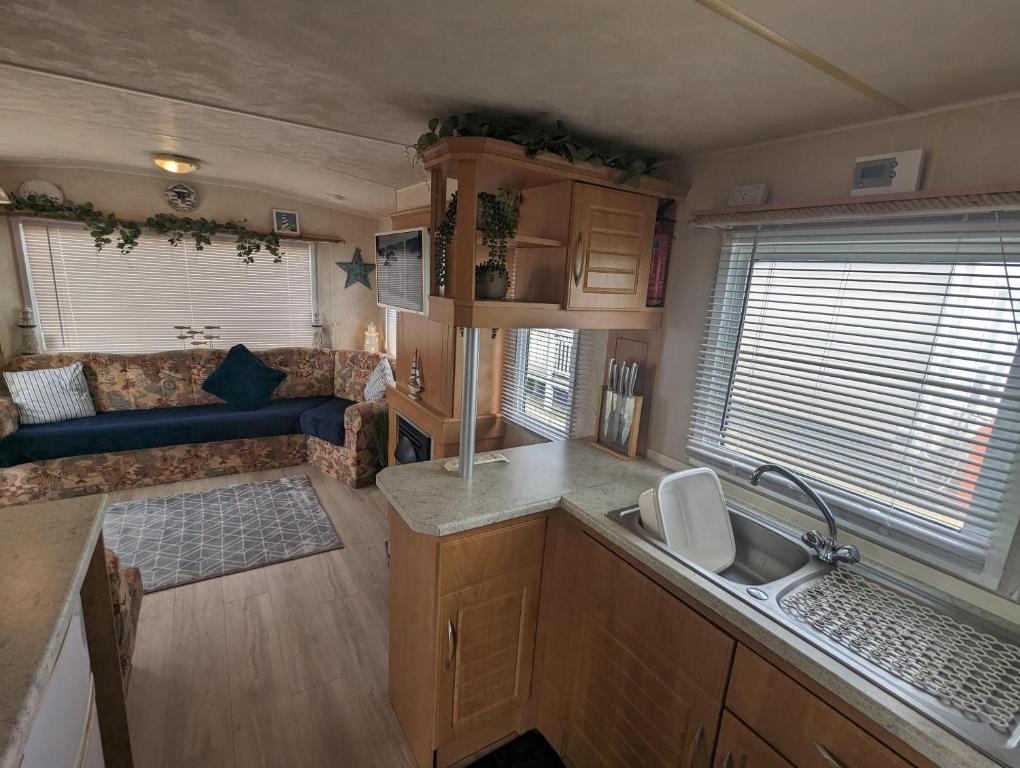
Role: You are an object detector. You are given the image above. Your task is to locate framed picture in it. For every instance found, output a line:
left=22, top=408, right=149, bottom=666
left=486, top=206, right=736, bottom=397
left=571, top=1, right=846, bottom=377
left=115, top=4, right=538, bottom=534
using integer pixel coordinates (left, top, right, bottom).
left=272, top=209, right=300, bottom=235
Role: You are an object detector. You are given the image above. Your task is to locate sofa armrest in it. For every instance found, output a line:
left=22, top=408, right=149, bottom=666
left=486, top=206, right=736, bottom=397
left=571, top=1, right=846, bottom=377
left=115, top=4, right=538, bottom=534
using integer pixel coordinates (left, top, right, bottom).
left=0, top=397, right=18, bottom=439
left=343, top=399, right=388, bottom=451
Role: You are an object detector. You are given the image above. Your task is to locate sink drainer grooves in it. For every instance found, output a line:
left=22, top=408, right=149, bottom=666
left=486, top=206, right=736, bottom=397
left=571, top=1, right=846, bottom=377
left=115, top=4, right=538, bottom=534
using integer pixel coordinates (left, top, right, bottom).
left=780, top=570, right=1020, bottom=732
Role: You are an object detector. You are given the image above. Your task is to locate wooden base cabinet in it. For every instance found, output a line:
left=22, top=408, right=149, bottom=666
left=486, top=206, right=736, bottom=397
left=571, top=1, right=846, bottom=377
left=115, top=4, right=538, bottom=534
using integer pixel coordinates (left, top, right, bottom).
left=388, top=508, right=547, bottom=768
left=715, top=712, right=794, bottom=768
left=726, top=647, right=917, bottom=768
left=389, top=510, right=936, bottom=768
left=558, top=530, right=733, bottom=768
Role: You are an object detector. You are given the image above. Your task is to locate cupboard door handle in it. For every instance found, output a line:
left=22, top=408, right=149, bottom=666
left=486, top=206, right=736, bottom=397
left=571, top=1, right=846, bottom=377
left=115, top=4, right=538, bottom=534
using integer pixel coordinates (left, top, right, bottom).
left=813, top=742, right=848, bottom=768
left=445, top=619, right=457, bottom=669
left=687, top=724, right=705, bottom=768
left=720, top=751, right=733, bottom=768
left=572, top=231, right=585, bottom=287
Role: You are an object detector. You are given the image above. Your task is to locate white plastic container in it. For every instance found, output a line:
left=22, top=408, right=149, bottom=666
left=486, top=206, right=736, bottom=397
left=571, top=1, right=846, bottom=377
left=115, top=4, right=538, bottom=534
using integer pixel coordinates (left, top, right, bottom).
left=638, top=468, right=735, bottom=573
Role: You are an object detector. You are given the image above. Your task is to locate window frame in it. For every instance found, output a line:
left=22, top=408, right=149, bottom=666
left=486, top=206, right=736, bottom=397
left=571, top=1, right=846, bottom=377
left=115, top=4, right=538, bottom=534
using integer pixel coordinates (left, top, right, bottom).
left=690, top=215, right=1020, bottom=589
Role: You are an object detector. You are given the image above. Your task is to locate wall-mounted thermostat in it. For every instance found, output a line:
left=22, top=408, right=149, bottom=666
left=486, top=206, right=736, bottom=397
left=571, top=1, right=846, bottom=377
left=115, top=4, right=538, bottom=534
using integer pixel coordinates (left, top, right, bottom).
left=727, top=183, right=769, bottom=206
left=851, top=149, right=924, bottom=196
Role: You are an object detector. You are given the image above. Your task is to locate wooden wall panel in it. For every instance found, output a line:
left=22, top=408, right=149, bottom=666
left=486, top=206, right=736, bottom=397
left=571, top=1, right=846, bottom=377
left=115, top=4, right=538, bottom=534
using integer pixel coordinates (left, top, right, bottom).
left=605, top=329, right=662, bottom=456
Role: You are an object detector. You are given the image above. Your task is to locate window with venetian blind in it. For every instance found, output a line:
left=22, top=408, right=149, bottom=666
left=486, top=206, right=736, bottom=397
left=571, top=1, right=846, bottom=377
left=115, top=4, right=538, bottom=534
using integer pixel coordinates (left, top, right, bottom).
left=501, top=328, right=597, bottom=441
left=691, top=212, right=1020, bottom=586
left=385, top=307, right=398, bottom=356
left=19, top=219, right=315, bottom=353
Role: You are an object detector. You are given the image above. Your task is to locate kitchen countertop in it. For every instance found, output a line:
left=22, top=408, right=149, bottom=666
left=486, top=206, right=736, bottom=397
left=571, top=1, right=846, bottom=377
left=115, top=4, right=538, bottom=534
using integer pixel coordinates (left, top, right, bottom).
left=377, top=439, right=1000, bottom=768
left=0, top=495, right=106, bottom=768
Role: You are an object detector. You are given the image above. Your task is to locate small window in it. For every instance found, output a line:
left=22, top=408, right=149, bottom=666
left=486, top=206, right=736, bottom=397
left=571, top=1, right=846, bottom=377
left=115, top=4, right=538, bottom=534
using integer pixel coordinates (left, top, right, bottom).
left=385, top=307, right=398, bottom=356
left=691, top=213, right=1020, bottom=586
left=502, top=328, right=595, bottom=441
left=20, top=220, right=314, bottom=352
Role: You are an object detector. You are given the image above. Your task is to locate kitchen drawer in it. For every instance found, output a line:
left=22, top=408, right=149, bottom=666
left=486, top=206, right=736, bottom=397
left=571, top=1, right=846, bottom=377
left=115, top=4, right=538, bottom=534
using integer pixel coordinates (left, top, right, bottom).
left=715, top=711, right=793, bottom=768
left=438, top=517, right=546, bottom=596
left=727, top=646, right=917, bottom=768
left=21, top=598, right=95, bottom=768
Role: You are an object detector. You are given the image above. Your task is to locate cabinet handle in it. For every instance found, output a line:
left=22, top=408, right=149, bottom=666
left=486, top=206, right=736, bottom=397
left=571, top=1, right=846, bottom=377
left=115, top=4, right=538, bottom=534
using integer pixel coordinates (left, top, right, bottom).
left=445, top=619, right=457, bottom=669
left=813, top=742, right=848, bottom=768
left=572, top=230, right=585, bottom=287
left=720, top=751, right=733, bottom=768
left=687, top=724, right=706, bottom=768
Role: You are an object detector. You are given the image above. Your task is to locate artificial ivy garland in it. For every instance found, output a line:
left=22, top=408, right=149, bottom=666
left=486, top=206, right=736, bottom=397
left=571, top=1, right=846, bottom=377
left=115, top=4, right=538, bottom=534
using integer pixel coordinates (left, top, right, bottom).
left=432, top=189, right=519, bottom=288
left=414, top=114, right=660, bottom=185
left=9, top=193, right=283, bottom=263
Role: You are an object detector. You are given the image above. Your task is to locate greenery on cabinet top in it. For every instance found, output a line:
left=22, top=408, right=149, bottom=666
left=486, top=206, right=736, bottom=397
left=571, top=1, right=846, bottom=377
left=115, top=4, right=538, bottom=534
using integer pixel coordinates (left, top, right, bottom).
left=413, top=114, right=661, bottom=185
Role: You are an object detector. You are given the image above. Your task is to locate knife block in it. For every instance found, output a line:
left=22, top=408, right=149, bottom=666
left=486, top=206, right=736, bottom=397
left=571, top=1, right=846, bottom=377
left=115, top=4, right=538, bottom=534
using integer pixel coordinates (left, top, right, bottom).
left=592, top=390, right=643, bottom=460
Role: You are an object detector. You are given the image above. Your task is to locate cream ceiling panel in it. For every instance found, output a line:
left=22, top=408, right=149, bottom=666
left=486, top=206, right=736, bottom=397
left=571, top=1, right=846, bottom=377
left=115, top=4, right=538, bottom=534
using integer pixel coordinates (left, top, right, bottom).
left=728, top=0, right=1020, bottom=109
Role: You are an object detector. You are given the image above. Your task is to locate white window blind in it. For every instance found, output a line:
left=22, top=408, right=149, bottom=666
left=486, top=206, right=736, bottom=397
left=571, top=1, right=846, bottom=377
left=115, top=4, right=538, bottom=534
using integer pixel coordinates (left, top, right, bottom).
left=385, top=308, right=398, bottom=356
left=376, top=229, right=426, bottom=312
left=691, top=213, right=1020, bottom=584
left=20, top=220, right=314, bottom=353
left=502, top=328, right=596, bottom=441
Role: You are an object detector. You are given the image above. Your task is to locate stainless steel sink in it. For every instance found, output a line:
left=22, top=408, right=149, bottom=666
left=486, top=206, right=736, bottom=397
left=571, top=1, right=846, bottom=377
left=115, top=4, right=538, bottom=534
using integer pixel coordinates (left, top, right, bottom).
left=717, top=511, right=812, bottom=586
left=607, top=504, right=1020, bottom=768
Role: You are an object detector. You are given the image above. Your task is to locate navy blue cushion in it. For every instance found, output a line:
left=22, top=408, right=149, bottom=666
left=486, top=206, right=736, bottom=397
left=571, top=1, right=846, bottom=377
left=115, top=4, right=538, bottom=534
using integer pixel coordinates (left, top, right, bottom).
left=299, top=397, right=354, bottom=446
left=202, top=344, right=286, bottom=410
left=0, top=396, right=330, bottom=468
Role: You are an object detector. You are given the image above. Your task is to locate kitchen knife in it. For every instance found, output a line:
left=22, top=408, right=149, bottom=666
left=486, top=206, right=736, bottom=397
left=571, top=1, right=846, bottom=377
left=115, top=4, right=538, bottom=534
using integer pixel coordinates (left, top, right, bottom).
left=601, top=359, right=616, bottom=440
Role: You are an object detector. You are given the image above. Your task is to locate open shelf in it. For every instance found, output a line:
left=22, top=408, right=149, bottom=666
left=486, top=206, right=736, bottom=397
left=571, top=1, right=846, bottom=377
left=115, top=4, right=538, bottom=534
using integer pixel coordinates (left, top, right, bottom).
left=428, top=296, right=663, bottom=330
left=474, top=232, right=566, bottom=249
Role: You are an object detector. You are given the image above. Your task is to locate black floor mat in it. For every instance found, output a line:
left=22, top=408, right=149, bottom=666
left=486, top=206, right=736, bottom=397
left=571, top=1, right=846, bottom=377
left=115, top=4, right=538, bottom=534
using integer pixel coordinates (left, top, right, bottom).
left=467, top=730, right=564, bottom=767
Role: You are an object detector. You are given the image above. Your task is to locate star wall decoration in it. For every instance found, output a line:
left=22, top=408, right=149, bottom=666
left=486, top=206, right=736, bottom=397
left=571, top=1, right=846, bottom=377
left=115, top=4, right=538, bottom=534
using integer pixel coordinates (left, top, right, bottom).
left=336, top=247, right=375, bottom=289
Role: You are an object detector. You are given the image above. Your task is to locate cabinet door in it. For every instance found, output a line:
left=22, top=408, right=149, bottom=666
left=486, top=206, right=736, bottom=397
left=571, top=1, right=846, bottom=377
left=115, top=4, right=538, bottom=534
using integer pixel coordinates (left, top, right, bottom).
left=715, top=711, right=793, bottom=768
left=562, top=532, right=733, bottom=768
left=564, top=184, right=657, bottom=310
left=436, top=569, right=543, bottom=745
left=727, top=646, right=919, bottom=768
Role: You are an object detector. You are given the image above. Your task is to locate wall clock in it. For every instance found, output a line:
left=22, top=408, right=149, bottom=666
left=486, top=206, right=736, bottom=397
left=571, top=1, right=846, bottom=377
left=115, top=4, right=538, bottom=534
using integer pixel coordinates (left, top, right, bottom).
left=165, top=183, right=198, bottom=212
left=17, top=179, right=64, bottom=204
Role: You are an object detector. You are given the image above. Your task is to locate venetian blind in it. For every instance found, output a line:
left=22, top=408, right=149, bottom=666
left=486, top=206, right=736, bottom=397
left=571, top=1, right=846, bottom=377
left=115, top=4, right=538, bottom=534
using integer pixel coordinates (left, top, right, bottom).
left=690, top=212, right=1020, bottom=582
left=376, top=229, right=425, bottom=312
left=385, top=307, right=398, bottom=356
left=501, top=328, right=597, bottom=441
left=21, top=220, right=314, bottom=353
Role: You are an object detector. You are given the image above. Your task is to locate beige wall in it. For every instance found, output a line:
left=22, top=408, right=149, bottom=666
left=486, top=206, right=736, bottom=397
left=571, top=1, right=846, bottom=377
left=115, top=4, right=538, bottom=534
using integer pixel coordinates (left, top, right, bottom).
left=0, top=165, right=385, bottom=362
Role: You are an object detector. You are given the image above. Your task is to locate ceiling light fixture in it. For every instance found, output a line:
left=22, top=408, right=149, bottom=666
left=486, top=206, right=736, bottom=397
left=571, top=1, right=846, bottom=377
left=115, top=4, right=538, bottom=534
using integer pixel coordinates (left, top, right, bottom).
left=152, top=154, right=201, bottom=174
left=0, top=186, right=10, bottom=205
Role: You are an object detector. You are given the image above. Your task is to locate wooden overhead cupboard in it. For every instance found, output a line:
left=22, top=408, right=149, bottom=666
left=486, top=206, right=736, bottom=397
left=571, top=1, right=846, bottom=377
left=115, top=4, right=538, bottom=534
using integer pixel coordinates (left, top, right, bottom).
left=388, top=509, right=942, bottom=768
left=420, top=136, right=686, bottom=330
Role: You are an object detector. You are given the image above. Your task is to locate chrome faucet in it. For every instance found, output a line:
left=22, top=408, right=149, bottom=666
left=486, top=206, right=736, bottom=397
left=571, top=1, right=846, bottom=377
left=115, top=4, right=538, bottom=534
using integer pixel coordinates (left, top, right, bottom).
left=749, top=463, right=860, bottom=565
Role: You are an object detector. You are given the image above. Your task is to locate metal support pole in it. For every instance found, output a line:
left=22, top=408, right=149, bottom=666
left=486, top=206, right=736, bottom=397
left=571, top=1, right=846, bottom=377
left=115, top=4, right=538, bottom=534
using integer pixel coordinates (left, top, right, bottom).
left=458, top=327, right=480, bottom=479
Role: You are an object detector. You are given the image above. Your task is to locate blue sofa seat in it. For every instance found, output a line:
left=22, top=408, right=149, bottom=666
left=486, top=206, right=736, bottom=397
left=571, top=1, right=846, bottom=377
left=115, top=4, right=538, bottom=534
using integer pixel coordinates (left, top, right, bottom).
left=0, top=396, right=333, bottom=468
left=298, top=397, right=355, bottom=447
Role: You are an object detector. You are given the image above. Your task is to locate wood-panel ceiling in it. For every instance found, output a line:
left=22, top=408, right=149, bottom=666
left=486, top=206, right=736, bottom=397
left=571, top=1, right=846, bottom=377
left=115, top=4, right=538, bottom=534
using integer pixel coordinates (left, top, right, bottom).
left=0, top=0, right=1017, bottom=214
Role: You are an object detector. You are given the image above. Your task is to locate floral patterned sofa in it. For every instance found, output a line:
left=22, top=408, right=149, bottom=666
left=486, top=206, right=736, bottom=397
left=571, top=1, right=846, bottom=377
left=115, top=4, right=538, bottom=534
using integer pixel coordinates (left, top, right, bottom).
left=0, top=347, right=390, bottom=507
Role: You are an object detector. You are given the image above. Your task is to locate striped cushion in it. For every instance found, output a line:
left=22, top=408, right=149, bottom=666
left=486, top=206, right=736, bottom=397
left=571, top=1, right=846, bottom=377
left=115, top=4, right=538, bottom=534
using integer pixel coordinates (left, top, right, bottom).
left=3, top=362, right=97, bottom=425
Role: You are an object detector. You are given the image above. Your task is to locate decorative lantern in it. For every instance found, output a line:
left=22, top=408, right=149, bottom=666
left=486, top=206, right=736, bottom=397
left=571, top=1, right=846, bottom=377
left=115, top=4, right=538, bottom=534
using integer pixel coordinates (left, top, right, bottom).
left=364, top=321, right=381, bottom=354
left=17, top=306, right=41, bottom=355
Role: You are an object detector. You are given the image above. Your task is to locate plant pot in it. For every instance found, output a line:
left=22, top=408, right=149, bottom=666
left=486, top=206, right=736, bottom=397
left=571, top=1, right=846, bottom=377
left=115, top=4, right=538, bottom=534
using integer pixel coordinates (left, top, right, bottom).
left=475, top=271, right=508, bottom=300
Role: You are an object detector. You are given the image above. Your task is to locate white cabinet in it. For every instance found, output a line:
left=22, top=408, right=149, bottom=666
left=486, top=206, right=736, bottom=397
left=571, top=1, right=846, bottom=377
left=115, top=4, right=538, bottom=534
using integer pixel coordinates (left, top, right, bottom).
left=81, top=698, right=105, bottom=768
left=21, top=596, right=102, bottom=768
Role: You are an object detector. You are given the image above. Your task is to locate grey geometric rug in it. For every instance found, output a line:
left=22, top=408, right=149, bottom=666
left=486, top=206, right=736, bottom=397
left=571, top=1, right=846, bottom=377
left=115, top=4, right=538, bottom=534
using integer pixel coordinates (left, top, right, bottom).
left=103, top=475, right=342, bottom=592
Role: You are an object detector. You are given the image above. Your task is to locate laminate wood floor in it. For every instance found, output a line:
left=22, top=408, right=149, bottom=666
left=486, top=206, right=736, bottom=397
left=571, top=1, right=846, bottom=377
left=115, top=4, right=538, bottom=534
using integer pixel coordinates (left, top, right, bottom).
left=116, top=465, right=416, bottom=768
